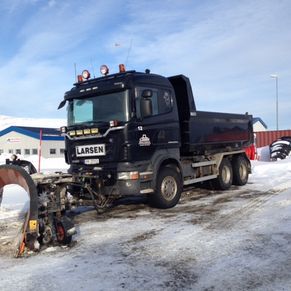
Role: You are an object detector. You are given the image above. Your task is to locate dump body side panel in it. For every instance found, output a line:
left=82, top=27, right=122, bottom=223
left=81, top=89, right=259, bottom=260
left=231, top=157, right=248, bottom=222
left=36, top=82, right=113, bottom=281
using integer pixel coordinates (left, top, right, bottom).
left=182, top=111, right=253, bottom=154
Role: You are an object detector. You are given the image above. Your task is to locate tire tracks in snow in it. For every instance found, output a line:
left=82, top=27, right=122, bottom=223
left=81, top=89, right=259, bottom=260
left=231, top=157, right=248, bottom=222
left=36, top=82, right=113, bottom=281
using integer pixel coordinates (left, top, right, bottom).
left=204, top=188, right=282, bottom=230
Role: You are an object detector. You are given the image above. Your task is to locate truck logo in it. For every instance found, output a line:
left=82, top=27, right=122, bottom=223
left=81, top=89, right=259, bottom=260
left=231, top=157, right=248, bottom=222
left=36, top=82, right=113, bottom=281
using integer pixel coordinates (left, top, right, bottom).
left=139, top=134, right=151, bottom=146
left=76, top=144, right=106, bottom=157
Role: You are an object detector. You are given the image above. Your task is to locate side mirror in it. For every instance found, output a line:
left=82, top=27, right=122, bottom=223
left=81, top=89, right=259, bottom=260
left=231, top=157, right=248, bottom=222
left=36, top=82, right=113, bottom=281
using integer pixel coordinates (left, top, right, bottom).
left=141, top=98, right=152, bottom=118
left=58, top=100, right=67, bottom=109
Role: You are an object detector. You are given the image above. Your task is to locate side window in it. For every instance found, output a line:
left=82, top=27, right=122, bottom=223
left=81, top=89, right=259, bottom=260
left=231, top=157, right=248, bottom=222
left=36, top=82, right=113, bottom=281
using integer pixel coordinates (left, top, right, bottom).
left=158, top=90, right=173, bottom=114
left=50, top=149, right=56, bottom=155
left=135, top=87, right=173, bottom=118
left=151, top=90, right=159, bottom=115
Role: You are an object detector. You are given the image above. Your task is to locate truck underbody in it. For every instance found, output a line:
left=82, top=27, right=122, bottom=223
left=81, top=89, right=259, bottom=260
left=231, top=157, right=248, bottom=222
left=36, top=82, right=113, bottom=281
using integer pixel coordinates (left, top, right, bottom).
left=0, top=148, right=251, bottom=257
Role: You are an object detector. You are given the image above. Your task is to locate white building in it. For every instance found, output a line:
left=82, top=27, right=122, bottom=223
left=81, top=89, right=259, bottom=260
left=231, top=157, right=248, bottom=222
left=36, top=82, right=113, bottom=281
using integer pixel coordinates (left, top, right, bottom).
left=253, top=117, right=268, bottom=132
left=0, top=126, right=65, bottom=158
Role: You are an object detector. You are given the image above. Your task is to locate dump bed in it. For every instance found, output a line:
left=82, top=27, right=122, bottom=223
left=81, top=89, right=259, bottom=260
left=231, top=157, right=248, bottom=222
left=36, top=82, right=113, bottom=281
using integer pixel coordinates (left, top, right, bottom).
left=182, top=110, right=253, bottom=154
left=168, top=75, right=253, bottom=155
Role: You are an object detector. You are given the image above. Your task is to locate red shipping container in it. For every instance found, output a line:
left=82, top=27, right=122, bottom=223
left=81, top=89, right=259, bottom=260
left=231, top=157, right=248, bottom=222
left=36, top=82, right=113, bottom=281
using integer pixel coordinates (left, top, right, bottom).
left=255, top=130, right=291, bottom=148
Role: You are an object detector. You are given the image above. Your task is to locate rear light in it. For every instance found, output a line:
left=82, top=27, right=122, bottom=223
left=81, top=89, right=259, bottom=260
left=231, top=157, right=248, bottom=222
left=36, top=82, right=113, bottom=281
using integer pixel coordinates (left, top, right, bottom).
left=100, top=65, right=109, bottom=76
left=82, top=70, right=91, bottom=80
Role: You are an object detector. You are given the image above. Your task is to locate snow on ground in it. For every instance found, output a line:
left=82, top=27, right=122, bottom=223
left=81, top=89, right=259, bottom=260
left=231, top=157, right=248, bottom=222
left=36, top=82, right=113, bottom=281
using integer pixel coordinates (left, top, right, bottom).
left=0, top=156, right=291, bottom=290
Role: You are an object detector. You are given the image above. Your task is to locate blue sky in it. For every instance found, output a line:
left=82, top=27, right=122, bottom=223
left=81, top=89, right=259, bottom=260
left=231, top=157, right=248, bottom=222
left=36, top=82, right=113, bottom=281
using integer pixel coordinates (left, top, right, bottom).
left=0, top=0, right=290, bottom=130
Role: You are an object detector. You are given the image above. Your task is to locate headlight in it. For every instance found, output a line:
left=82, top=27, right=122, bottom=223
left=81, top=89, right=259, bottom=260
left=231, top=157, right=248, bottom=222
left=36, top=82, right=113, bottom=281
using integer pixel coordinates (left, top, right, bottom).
left=117, top=171, right=139, bottom=180
left=60, top=126, right=67, bottom=134
left=82, top=69, right=91, bottom=80
left=100, top=65, right=109, bottom=76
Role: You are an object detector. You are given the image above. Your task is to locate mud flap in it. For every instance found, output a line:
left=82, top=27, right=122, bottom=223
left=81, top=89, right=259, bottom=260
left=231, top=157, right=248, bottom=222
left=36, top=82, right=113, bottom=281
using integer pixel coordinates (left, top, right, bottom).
left=0, top=164, right=39, bottom=257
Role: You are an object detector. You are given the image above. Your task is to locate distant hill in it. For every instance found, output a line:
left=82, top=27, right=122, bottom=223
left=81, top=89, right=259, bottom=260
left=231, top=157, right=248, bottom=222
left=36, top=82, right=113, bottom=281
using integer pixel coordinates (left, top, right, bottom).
left=0, top=115, right=65, bottom=131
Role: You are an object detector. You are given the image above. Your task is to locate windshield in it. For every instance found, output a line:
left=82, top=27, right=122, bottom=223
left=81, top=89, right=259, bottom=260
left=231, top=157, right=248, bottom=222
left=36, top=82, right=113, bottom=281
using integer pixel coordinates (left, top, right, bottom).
left=67, top=90, right=130, bottom=126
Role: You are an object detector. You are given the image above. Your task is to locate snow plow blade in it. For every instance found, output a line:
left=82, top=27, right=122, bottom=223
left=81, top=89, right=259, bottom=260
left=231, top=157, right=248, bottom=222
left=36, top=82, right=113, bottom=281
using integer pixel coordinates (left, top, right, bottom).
left=0, top=164, right=39, bottom=257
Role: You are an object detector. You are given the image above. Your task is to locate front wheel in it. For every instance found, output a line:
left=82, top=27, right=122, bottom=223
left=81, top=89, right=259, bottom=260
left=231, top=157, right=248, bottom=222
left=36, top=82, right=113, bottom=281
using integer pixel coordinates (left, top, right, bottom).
left=150, top=166, right=182, bottom=209
left=56, top=222, right=72, bottom=245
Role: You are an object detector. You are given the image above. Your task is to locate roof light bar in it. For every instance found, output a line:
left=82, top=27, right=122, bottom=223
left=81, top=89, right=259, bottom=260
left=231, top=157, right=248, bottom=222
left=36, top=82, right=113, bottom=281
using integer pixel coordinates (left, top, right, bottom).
left=100, top=65, right=109, bottom=76
left=119, top=64, right=126, bottom=73
left=82, top=70, right=91, bottom=80
left=77, top=75, right=83, bottom=83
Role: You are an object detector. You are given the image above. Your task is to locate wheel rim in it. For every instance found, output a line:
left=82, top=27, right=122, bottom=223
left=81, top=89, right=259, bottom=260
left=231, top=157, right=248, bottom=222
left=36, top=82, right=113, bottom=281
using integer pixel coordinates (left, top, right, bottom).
left=161, top=176, right=177, bottom=201
left=42, top=226, right=53, bottom=244
left=221, top=165, right=231, bottom=184
left=239, top=163, right=247, bottom=180
left=56, top=224, right=65, bottom=242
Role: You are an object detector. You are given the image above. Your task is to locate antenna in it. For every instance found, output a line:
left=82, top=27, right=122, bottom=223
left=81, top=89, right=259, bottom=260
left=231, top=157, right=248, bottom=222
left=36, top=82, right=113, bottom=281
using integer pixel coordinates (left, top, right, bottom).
left=125, top=39, right=133, bottom=67
left=90, top=58, right=96, bottom=78
left=74, top=63, right=77, bottom=82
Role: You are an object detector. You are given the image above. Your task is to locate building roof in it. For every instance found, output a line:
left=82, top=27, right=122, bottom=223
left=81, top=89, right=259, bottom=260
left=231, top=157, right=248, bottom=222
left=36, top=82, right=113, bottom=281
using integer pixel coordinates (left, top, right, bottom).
left=253, top=117, right=268, bottom=129
left=0, top=126, right=64, bottom=141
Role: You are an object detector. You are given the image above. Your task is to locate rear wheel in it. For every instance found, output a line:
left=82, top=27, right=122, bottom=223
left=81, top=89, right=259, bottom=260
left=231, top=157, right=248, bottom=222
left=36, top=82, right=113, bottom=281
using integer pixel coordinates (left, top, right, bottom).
left=232, top=155, right=249, bottom=185
left=213, top=158, right=233, bottom=190
left=150, top=166, right=182, bottom=209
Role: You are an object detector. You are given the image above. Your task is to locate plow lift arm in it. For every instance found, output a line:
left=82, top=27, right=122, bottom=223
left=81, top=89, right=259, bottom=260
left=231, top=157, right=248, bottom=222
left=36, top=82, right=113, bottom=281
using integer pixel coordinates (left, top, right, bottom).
left=0, top=164, right=76, bottom=257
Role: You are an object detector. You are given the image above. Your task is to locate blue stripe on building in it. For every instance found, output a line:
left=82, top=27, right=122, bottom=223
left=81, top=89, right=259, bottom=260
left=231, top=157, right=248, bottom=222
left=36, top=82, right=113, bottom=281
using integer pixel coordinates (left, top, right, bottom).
left=0, top=126, right=64, bottom=141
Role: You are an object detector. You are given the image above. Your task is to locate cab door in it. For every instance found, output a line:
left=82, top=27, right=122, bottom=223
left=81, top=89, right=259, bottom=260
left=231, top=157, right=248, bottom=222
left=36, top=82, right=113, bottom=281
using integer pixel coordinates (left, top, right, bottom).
left=131, top=86, right=180, bottom=161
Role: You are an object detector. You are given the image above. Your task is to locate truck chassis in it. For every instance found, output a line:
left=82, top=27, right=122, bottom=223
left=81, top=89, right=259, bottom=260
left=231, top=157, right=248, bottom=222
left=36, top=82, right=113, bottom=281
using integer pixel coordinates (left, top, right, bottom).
left=0, top=149, right=250, bottom=256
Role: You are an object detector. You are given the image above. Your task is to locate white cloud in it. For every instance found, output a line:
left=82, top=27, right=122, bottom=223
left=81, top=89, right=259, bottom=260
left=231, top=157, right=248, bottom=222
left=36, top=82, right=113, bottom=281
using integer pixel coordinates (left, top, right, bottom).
left=0, top=0, right=290, bottom=129
left=106, top=0, right=291, bottom=129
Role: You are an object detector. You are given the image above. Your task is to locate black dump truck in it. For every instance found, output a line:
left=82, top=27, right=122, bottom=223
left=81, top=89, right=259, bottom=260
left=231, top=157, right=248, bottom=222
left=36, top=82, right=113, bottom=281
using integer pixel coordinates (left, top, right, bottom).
left=0, top=64, right=253, bottom=255
left=58, top=64, right=253, bottom=209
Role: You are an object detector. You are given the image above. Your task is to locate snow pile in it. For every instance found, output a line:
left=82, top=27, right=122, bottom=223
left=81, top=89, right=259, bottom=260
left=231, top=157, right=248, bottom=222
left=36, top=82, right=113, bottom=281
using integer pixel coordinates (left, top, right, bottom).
left=0, top=154, right=68, bottom=173
left=0, top=114, right=65, bottom=131
left=248, top=157, right=291, bottom=192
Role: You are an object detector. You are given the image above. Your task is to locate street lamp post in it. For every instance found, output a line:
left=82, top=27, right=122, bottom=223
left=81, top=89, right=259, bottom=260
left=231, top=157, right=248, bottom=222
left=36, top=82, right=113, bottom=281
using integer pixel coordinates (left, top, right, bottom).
left=270, top=74, right=279, bottom=131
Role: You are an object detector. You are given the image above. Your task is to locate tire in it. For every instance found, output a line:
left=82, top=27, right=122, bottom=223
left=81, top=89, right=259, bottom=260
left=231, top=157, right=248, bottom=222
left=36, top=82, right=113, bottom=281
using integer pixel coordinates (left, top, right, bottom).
left=39, top=225, right=53, bottom=245
left=213, top=158, right=233, bottom=190
left=56, top=222, right=72, bottom=245
left=150, top=166, right=182, bottom=209
left=232, top=155, right=249, bottom=186
left=0, top=188, right=3, bottom=206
